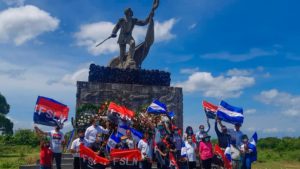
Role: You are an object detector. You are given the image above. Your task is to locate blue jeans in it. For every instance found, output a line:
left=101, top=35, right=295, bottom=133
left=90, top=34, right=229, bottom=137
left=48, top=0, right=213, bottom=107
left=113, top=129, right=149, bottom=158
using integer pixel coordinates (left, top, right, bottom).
left=242, top=156, right=252, bottom=169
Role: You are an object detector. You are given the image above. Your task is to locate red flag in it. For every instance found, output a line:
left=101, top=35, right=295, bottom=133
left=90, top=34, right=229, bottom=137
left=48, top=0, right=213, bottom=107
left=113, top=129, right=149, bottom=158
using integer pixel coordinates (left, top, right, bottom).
left=108, top=102, right=135, bottom=120
left=34, top=96, right=69, bottom=127
left=214, top=144, right=232, bottom=169
left=79, top=144, right=110, bottom=166
left=110, top=149, right=142, bottom=162
left=169, top=152, right=179, bottom=169
left=202, top=100, right=218, bottom=119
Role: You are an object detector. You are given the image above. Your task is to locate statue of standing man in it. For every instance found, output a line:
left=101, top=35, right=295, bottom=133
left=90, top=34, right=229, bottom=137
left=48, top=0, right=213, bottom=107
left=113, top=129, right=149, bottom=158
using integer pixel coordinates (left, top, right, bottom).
left=110, top=0, right=159, bottom=69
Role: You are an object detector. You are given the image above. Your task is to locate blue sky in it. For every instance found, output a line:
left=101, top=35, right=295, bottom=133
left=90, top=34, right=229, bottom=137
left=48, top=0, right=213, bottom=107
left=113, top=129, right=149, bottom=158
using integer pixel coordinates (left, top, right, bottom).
left=0, top=0, right=299, bottom=137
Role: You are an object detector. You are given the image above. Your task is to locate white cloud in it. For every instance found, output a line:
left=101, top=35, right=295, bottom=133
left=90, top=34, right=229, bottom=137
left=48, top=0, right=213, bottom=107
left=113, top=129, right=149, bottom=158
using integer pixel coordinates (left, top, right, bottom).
left=201, top=48, right=277, bottom=62
left=180, top=67, right=199, bottom=74
left=60, top=68, right=89, bottom=86
left=256, top=89, right=300, bottom=117
left=188, top=23, right=197, bottom=30
left=0, top=5, right=59, bottom=45
left=175, top=71, right=255, bottom=98
left=245, top=109, right=257, bottom=115
left=227, top=68, right=252, bottom=76
left=2, top=0, right=25, bottom=6
left=75, top=18, right=176, bottom=56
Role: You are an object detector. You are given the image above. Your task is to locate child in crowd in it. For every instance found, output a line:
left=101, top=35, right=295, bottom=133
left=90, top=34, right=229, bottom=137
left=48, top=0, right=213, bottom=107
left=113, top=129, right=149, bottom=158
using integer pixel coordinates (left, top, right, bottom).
left=39, top=137, right=53, bottom=169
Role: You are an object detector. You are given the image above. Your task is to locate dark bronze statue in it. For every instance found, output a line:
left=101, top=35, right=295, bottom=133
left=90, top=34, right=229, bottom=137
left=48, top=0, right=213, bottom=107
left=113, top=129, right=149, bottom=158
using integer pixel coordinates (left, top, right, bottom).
left=97, top=0, right=159, bottom=69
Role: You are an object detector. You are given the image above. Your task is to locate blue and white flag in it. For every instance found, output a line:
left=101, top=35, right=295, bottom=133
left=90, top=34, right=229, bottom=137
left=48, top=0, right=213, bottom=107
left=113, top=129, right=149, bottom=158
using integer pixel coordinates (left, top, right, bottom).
left=146, top=99, right=167, bottom=114
left=181, top=142, right=187, bottom=158
left=249, top=132, right=258, bottom=162
left=217, top=100, right=244, bottom=124
left=117, top=124, right=130, bottom=136
left=117, top=124, right=143, bottom=143
left=224, top=144, right=232, bottom=162
left=107, top=133, right=121, bottom=152
left=130, top=128, right=143, bottom=143
left=167, top=111, right=175, bottom=119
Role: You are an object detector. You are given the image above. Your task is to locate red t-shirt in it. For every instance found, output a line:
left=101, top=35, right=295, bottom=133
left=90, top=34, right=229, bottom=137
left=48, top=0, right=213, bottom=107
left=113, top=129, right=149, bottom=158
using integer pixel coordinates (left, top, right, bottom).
left=40, top=146, right=53, bottom=166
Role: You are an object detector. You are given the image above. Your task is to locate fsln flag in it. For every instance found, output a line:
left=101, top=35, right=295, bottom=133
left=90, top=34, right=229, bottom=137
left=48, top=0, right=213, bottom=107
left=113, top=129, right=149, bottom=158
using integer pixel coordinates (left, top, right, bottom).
left=108, top=102, right=135, bottom=120
left=110, top=149, right=142, bottom=162
left=217, top=100, right=244, bottom=125
left=249, top=132, right=258, bottom=162
left=202, top=100, right=218, bottom=119
left=214, top=144, right=232, bottom=169
left=80, top=144, right=110, bottom=166
left=34, top=96, right=69, bottom=127
left=146, top=99, right=167, bottom=114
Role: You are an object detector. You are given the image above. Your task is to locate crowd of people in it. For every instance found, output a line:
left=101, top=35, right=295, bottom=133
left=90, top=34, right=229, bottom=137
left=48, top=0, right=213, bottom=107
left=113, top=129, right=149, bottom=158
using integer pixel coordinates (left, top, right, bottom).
left=34, top=110, right=255, bottom=169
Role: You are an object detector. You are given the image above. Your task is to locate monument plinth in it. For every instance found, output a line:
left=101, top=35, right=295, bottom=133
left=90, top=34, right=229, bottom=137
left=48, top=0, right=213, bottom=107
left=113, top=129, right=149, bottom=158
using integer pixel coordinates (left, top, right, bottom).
left=76, top=64, right=183, bottom=128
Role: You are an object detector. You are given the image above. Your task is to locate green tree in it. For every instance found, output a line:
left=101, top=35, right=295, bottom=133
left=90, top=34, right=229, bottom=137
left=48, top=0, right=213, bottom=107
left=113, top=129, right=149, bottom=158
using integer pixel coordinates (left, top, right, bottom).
left=13, top=129, right=39, bottom=146
left=0, top=93, right=13, bottom=135
left=0, top=93, right=10, bottom=115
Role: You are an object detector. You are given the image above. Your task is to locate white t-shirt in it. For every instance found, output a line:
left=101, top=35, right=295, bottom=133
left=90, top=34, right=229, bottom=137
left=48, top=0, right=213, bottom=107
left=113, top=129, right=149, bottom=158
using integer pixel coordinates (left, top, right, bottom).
left=184, top=141, right=196, bottom=162
left=138, top=139, right=153, bottom=160
left=48, top=130, right=64, bottom=153
left=230, top=145, right=241, bottom=160
left=127, top=139, right=135, bottom=149
left=85, top=125, right=109, bottom=144
left=228, top=129, right=243, bottom=147
left=70, top=138, right=89, bottom=157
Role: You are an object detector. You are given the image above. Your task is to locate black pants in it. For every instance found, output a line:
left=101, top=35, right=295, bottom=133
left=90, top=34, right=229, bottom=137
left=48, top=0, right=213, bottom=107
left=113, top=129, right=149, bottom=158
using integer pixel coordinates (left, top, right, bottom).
left=73, top=157, right=87, bottom=169
left=141, top=160, right=152, bottom=169
left=53, top=153, right=62, bottom=169
left=188, top=161, right=196, bottom=169
left=202, top=158, right=212, bottom=169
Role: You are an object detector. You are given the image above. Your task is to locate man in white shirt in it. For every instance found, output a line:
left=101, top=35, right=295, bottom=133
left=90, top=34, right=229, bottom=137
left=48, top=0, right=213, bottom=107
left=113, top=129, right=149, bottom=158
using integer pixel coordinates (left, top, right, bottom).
left=70, top=128, right=89, bottom=169
left=138, top=132, right=153, bottom=169
left=84, top=118, right=110, bottom=146
left=34, top=125, right=65, bottom=169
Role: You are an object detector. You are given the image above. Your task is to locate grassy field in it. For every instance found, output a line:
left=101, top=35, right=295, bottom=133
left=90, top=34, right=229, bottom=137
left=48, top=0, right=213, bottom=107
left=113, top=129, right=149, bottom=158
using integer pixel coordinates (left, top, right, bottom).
left=1, top=145, right=300, bottom=169
left=0, top=145, right=39, bottom=169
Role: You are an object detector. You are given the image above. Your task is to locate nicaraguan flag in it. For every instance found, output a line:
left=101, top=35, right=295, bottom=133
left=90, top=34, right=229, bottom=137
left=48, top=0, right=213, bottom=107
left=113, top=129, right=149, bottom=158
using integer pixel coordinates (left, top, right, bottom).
left=224, top=144, right=232, bottom=162
left=217, top=100, right=244, bottom=124
left=146, top=99, right=167, bottom=114
left=167, top=111, right=175, bottom=119
left=249, top=132, right=258, bottom=162
left=117, top=124, right=130, bottom=136
left=107, top=133, right=121, bottom=152
left=130, top=128, right=143, bottom=143
left=181, top=142, right=187, bottom=158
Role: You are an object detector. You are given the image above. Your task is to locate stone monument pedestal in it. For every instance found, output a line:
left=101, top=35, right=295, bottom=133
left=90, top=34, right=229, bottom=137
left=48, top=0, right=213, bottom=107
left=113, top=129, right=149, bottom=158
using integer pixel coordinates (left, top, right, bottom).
left=76, top=64, right=183, bottom=128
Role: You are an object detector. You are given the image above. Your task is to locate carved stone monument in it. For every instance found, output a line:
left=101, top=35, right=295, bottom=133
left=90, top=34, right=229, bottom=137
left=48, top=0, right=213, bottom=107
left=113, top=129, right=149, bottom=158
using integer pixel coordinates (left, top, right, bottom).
left=76, top=0, right=183, bottom=128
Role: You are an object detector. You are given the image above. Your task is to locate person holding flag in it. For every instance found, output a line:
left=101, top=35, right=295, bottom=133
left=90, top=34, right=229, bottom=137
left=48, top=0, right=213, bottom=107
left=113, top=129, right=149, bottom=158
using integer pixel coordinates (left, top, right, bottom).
left=85, top=118, right=110, bottom=146
left=240, top=133, right=257, bottom=169
left=138, top=132, right=153, bottom=169
left=215, top=116, right=231, bottom=149
left=34, top=125, right=65, bottom=169
left=70, top=128, right=89, bottom=169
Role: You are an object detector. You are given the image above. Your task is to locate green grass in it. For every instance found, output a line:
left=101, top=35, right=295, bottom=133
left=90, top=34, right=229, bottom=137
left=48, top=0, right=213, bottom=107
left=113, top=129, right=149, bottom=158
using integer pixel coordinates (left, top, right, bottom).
left=0, top=145, right=39, bottom=169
